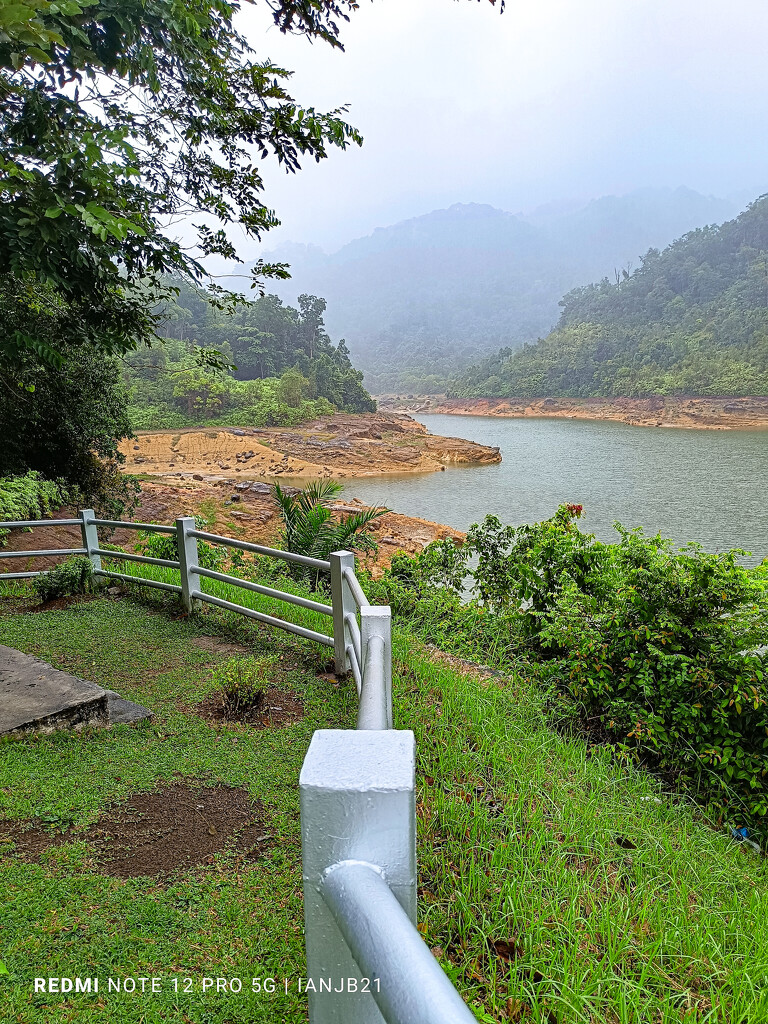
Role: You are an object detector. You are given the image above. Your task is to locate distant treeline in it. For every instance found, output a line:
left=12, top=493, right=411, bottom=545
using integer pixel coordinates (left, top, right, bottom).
left=450, top=196, right=768, bottom=398
left=125, top=280, right=375, bottom=429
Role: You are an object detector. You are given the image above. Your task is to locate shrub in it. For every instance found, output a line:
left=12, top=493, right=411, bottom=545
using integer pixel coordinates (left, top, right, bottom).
left=33, top=557, right=94, bottom=602
left=213, top=657, right=269, bottom=718
left=465, top=506, right=768, bottom=833
left=71, top=456, right=141, bottom=522
left=371, top=506, right=768, bottom=838
left=0, top=472, right=68, bottom=546
left=134, top=516, right=226, bottom=571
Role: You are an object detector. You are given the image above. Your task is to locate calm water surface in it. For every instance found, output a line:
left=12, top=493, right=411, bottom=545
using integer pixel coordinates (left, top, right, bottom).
left=342, top=414, right=768, bottom=565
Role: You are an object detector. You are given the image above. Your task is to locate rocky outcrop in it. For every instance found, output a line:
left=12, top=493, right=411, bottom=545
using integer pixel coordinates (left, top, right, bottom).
left=118, top=412, right=502, bottom=480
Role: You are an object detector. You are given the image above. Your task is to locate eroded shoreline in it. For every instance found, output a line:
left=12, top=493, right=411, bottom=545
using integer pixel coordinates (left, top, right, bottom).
left=377, top=395, right=768, bottom=430
left=118, top=412, right=501, bottom=481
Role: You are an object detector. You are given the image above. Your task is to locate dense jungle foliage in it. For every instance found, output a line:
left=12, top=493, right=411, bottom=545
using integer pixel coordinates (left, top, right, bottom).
left=0, top=0, right=364, bottom=369
left=1, top=0, right=375, bottom=518
left=0, top=472, right=69, bottom=547
left=450, top=196, right=768, bottom=398
left=125, top=281, right=375, bottom=429
left=362, top=505, right=768, bottom=838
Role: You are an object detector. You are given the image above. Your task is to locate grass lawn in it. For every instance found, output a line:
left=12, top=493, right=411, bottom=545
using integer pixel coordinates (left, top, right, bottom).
left=1, top=586, right=767, bottom=1023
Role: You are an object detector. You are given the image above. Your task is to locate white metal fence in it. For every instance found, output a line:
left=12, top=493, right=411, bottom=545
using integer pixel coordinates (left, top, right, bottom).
left=0, top=511, right=477, bottom=1022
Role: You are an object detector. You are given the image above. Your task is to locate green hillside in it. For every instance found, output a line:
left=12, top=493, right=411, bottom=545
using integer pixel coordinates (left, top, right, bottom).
left=450, top=196, right=768, bottom=398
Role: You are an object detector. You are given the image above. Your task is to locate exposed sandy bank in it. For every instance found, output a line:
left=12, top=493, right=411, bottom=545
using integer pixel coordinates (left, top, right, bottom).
left=378, top=395, right=768, bottom=429
left=118, top=412, right=501, bottom=481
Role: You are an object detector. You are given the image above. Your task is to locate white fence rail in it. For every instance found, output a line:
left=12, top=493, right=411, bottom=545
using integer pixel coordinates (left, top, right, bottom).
left=0, top=512, right=476, bottom=1022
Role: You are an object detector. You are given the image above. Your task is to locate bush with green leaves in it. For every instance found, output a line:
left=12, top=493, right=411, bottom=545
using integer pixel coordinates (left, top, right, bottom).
left=133, top=517, right=226, bottom=572
left=32, top=557, right=94, bottom=603
left=523, top=525, right=768, bottom=822
left=0, top=472, right=68, bottom=546
left=212, top=657, right=271, bottom=718
left=371, top=505, right=768, bottom=837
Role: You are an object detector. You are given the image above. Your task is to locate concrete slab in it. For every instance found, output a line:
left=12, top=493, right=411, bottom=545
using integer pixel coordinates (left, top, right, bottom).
left=0, top=646, right=152, bottom=736
left=0, top=645, right=109, bottom=737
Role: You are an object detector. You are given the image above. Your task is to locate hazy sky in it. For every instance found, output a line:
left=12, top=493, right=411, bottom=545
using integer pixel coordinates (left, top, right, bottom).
left=226, top=0, right=768, bottom=256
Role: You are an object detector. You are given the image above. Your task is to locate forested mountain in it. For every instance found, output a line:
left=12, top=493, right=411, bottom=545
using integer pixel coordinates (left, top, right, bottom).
left=250, top=187, right=736, bottom=393
left=123, top=281, right=375, bottom=429
left=450, top=196, right=768, bottom=399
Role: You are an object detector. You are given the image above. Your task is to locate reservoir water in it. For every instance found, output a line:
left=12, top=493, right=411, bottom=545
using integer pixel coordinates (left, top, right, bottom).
left=342, top=414, right=768, bottom=565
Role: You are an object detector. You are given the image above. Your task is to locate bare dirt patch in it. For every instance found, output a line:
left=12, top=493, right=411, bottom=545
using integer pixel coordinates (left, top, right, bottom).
left=190, top=636, right=254, bottom=658
left=118, top=412, right=501, bottom=480
left=195, top=686, right=304, bottom=729
left=0, top=783, right=269, bottom=878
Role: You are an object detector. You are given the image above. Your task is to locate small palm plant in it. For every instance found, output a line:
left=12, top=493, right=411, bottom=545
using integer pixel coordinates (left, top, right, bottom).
left=273, top=480, right=388, bottom=580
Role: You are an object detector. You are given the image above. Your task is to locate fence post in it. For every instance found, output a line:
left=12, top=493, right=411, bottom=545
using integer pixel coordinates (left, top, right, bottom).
left=360, top=605, right=393, bottom=729
left=176, top=517, right=200, bottom=613
left=330, top=550, right=356, bottom=676
left=300, top=729, right=416, bottom=1024
left=79, top=509, right=101, bottom=573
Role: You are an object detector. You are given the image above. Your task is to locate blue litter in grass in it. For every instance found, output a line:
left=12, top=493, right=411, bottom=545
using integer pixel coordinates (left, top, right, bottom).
left=731, top=827, right=762, bottom=853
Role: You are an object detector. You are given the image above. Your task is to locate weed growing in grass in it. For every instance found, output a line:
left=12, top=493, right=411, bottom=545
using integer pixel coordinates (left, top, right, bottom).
left=215, top=657, right=271, bottom=718
left=197, top=498, right=218, bottom=526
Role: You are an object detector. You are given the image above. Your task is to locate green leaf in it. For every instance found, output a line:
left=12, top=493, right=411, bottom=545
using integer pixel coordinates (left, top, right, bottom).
left=26, top=46, right=53, bottom=63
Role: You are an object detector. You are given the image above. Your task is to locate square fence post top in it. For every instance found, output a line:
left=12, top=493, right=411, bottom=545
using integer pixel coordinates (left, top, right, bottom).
left=300, top=729, right=414, bottom=794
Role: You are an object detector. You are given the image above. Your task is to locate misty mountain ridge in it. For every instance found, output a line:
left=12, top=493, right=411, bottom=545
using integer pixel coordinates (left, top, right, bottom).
left=244, top=186, right=738, bottom=393
left=450, top=194, right=768, bottom=400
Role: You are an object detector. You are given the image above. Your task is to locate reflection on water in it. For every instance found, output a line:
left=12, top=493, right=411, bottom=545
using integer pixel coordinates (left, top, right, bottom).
left=339, top=414, right=768, bottom=566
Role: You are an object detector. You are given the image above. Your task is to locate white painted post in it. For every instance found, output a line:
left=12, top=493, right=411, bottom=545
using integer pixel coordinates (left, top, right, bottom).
left=330, top=550, right=356, bottom=675
left=360, top=605, right=393, bottom=729
left=300, top=730, right=416, bottom=1024
left=176, top=516, right=200, bottom=613
left=79, top=509, right=101, bottom=573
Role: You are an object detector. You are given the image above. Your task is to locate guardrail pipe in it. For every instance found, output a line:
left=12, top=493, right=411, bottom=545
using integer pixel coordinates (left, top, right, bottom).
left=321, top=862, right=479, bottom=1024
left=300, top=730, right=416, bottom=1024
left=360, top=605, right=393, bottom=729
left=79, top=510, right=101, bottom=573
left=330, top=551, right=356, bottom=675
left=176, top=517, right=201, bottom=613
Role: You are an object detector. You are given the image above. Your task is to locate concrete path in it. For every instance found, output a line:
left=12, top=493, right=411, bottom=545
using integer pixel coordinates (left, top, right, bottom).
left=0, top=645, right=152, bottom=737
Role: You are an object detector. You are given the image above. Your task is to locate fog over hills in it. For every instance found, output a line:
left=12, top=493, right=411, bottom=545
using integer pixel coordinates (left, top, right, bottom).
left=244, top=187, right=738, bottom=393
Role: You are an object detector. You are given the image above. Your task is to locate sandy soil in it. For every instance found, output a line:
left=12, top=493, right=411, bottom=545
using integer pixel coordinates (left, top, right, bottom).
left=118, top=411, right=501, bottom=481
left=378, top=394, right=768, bottom=429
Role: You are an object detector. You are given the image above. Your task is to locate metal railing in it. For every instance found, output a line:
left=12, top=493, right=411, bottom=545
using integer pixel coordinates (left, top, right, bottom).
left=0, top=511, right=476, bottom=1022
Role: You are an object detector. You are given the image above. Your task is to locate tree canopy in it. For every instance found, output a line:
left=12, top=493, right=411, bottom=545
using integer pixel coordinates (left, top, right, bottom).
left=124, top=280, right=376, bottom=427
left=0, top=0, right=367, bottom=368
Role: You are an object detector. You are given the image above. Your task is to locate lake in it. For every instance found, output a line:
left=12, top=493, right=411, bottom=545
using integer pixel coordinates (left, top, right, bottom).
left=342, top=414, right=768, bottom=565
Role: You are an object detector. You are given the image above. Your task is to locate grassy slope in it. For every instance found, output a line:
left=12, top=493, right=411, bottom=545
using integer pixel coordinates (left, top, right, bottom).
left=0, top=587, right=766, bottom=1023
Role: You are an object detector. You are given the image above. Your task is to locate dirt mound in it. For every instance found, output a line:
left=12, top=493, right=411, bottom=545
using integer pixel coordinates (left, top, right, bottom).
left=0, top=783, right=268, bottom=878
